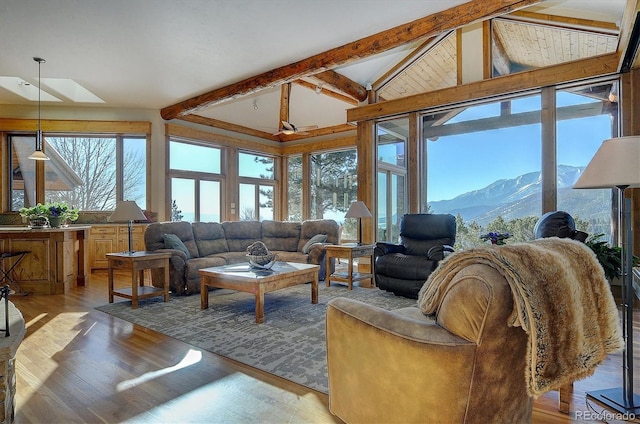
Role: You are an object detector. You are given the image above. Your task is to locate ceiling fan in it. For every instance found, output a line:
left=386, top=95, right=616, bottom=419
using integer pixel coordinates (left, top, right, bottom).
left=273, top=121, right=318, bottom=136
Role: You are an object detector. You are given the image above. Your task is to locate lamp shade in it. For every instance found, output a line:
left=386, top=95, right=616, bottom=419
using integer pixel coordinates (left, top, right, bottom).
left=109, top=201, right=146, bottom=222
left=345, top=201, right=372, bottom=218
left=27, top=148, right=50, bottom=161
left=573, top=136, right=640, bottom=189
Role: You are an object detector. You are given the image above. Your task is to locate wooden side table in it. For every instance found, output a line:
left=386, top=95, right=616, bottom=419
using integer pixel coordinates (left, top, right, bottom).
left=107, top=251, right=171, bottom=309
left=325, top=243, right=375, bottom=290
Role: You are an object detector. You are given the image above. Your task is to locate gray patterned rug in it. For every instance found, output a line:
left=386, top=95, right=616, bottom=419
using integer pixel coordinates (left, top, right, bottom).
left=96, top=283, right=417, bottom=393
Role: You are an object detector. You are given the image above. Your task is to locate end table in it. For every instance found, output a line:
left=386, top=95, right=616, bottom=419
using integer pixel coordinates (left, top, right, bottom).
left=107, top=251, right=171, bottom=309
left=325, top=243, right=375, bottom=290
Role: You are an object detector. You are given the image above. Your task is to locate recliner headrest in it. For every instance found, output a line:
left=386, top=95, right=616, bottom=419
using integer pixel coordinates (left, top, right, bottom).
left=534, top=211, right=588, bottom=242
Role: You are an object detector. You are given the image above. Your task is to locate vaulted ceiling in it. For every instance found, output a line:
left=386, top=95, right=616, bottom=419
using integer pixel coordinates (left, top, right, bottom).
left=0, top=0, right=630, bottom=143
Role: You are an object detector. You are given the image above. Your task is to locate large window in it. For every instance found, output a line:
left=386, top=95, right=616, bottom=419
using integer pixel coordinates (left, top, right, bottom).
left=556, top=81, right=619, bottom=241
left=238, top=152, right=276, bottom=221
left=310, top=149, right=358, bottom=240
left=377, top=117, right=408, bottom=242
left=419, top=79, right=619, bottom=248
left=168, top=139, right=223, bottom=222
left=9, top=134, right=147, bottom=211
left=423, top=93, right=543, bottom=248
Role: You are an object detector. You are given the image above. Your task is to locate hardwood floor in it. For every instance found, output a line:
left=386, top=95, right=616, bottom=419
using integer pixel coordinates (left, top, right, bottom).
left=10, top=271, right=640, bottom=423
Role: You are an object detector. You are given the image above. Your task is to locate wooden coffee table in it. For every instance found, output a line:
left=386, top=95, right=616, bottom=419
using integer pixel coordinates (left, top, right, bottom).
left=199, top=261, right=319, bottom=323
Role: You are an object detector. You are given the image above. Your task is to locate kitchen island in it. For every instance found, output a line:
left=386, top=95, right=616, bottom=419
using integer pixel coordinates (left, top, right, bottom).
left=0, top=226, right=90, bottom=294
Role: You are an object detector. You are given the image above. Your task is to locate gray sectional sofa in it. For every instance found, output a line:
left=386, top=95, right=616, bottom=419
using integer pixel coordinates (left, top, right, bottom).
left=144, top=219, right=340, bottom=295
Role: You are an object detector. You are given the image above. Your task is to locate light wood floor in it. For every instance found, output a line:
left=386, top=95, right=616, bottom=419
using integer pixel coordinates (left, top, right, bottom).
left=9, top=271, right=640, bottom=423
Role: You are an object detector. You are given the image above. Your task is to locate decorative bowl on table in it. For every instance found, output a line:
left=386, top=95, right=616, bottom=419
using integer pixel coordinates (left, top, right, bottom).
left=246, top=241, right=277, bottom=269
left=247, top=253, right=277, bottom=269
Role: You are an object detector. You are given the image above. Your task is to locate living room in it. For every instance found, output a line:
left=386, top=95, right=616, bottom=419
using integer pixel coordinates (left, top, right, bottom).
left=1, top=0, right=639, bottom=422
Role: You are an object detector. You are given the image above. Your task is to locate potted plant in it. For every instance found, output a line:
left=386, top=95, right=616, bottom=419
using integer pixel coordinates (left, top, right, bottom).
left=585, top=233, right=638, bottom=282
left=19, top=202, right=80, bottom=229
left=19, top=203, right=50, bottom=228
left=46, top=201, right=79, bottom=227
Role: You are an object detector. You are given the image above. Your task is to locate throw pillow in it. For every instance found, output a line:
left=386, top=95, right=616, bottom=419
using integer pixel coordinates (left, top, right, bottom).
left=302, top=234, right=328, bottom=254
left=163, top=233, right=191, bottom=259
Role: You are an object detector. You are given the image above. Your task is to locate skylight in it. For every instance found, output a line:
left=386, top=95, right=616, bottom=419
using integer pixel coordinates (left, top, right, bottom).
left=41, top=78, right=104, bottom=103
left=0, top=76, right=61, bottom=101
left=0, top=76, right=103, bottom=103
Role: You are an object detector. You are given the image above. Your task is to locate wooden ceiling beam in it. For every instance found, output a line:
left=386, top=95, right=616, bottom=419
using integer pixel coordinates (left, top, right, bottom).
left=294, top=79, right=358, bottom=106
left=277, top=123, right=355, bottom=141
left=347, top=52, right=620, bottom=122
left=178, top=113, right=355, bottom=143
left=179, top=114, right=279, bottom=141
left=279, top=83, right=291, bottom=130
left=161, top=0, right=544, bottom=120
left=312, top=70, right=367, bottom=101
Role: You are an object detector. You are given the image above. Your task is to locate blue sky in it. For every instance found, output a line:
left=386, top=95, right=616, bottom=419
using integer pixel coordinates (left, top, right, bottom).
left=426, top=92, right=613, bottom=202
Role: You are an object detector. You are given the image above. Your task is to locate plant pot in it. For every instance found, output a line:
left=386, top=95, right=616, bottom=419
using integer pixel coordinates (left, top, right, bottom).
left=28, top=216, right=49, bottom=229
left=48, top=217, right=65, bottom=228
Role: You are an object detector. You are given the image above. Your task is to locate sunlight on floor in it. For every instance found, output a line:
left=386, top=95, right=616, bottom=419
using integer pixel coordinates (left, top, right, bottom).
left=24, top=313, right=47, bottom=330
left=116, top=348, right=203, bottom=391
left=125, top=372, right=249, bottom=422
left=125, top=371, right=334, bottom=423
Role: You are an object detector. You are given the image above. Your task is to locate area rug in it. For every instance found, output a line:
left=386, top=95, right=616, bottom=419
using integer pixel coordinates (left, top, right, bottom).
left=96, top=284, right=416, bottom=393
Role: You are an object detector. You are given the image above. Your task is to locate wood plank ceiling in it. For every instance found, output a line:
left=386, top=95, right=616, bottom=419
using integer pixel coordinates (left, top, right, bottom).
left=377, top=14, right=619, bottom=102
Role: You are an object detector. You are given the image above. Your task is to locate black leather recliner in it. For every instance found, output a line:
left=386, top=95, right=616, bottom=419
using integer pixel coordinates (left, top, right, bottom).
left=534, top=211, right=588, bottom=242
left=374, top=213, right=456, bottom=298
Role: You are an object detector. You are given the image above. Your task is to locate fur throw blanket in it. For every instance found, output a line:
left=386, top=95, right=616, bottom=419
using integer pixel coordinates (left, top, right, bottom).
left=418, top=237, right=624, bottom=397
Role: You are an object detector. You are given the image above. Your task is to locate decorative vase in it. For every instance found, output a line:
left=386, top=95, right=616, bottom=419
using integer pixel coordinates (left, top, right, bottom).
left=28, top=216, right=49, bottom=229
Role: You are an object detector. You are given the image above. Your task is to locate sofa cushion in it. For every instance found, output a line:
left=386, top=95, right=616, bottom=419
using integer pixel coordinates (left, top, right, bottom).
left=299, top=219, right=340, bottom=251
left=163, top=233, right=191, bottom=259
left=262, top=220, right=301, bottom=252
left=185, top=256, right=228, bottom=294
left=213, top=251, right=251, bottom=264
left=144, top=221, right=199, bottom=259
left=192, top=222, right=229, bottom=256
left=302, top=234, right=328, bottom=253
left=222, top=221, right=262, bottom=252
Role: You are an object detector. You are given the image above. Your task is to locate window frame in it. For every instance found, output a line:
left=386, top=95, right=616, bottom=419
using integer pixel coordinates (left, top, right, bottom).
left=167, top=137, right=226, bottom=222
left=3, top=123, right=151, bottom=213
left=237, top=150, right=278, bottom=221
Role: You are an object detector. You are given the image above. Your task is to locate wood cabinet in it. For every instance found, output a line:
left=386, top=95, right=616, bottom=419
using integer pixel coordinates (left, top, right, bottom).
left=0, top=226, right=90, bottom=294
left=89, top=224, right=147, bottom=270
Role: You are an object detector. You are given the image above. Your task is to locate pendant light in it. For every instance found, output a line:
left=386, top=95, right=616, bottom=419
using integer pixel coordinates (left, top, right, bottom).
left=28, top=57, right=50, bottom=161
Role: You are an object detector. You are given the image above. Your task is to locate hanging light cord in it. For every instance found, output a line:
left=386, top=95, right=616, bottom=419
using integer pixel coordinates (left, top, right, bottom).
left=34, top=57, right=45, bottom=150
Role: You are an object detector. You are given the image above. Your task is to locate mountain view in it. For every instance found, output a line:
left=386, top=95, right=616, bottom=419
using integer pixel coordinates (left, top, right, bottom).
left=429, top=165, right=611, bottom=229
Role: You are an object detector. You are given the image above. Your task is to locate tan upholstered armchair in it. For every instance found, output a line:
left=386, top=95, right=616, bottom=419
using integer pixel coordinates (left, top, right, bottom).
left=327, top=238, right=622, bottom=423
left=326, top=263, right=533, bottom=423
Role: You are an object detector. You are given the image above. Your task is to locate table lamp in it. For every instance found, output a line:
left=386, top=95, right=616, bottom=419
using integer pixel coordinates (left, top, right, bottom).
left=574, top=135, right=640, bottom=414
left=345, top=201, right=372, bottom=245
left=109, top=200, right=147, bottom=254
